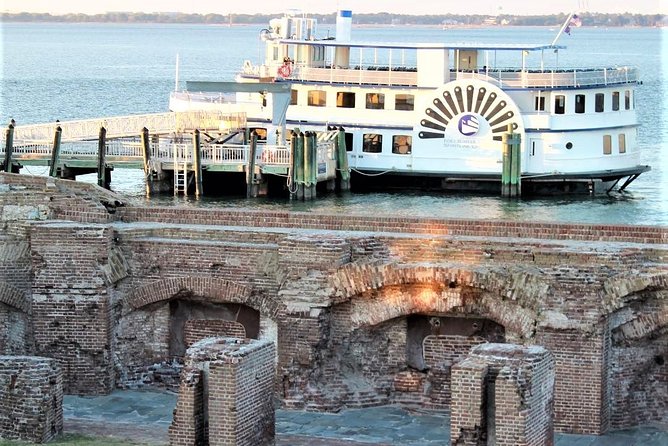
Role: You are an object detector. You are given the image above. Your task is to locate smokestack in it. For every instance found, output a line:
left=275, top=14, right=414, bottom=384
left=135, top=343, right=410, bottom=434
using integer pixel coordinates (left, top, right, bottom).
left=336, top=10, right=352, bottom=42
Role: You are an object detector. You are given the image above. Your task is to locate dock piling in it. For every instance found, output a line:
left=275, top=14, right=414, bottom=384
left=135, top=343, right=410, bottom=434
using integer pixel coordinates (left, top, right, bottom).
left=295, top=131, right=305, bottom=200
left=336, top=127, right=350, bottom=191
left=289, top=130, right=297, bottom=199
left=49, top=126, right=62, bottom=178
left=246, top=131, right=258, bottom=198
left=192, top=129, right=203, bottom=197
left=501, top=124, right=521, bottom=197
left=97, top=126, right=109, bottom=189
left=3, top=122, right=14, bottom=173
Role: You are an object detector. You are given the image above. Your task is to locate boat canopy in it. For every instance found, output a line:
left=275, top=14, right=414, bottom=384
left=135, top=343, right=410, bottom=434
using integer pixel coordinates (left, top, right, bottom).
left=277, top=39, right=565, bottom=52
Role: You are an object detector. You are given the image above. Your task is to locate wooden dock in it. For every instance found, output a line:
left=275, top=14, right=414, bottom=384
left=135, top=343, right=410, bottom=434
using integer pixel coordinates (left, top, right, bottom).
left=0, top=112, right=349, bottom=199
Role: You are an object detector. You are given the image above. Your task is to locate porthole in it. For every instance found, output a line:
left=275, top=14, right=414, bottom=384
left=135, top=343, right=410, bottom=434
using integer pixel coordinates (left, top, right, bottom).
left=566, top=142, right=573, bottom=150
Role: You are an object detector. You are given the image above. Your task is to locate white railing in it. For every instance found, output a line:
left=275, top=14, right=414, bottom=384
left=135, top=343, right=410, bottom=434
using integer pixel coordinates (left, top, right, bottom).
left=5, top=111, right=247, bottom=144
left=457, top=66, right=638, bottom=88
left=2, top=136, right=337, bottom=171
left=291, top=66, right=418, bottom=86
left=257, top=145, right=290, bottom=166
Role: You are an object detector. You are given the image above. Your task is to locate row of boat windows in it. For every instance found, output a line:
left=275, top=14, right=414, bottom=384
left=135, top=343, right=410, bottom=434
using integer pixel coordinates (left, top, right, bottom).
left=536, top=90, right=633, bottom=114
left=603, top=133, right=627, bottom=154
left=291, top=89, right=415, bottom=111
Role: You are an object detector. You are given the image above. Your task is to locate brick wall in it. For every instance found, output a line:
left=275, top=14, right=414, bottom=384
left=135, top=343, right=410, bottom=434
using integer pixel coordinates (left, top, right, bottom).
left=0, top=356, right=63, bottom=443
left=184, top=319, right=247, bottom=347
left=451, top=344, right=555, bottom=446
left=1, top=173, right=667, bottom=434
left=170, top=337, right=276, bottom=446
left=30, top=222, right=115, bottom=394
left=535, top=328, right=607, bottom=434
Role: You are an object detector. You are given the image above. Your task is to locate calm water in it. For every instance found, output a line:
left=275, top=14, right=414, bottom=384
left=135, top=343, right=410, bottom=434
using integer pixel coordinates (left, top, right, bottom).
left=1, top=23, right=666, bottom=225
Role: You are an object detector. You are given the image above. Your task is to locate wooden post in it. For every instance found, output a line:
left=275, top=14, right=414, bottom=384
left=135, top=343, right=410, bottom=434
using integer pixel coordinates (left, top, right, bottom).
left=97, top=126, right=108, bottom=188
left=49, top=126, right=62, bottom=178
left=246, top=131, right=258, bottom=198
left=510, top=131, right=522, bottom=197
left=289, top=130, right=297, bottom=199
left=3, top=123, right=14, bottom=173
left=303, top=131, right=313, bottom=200
left=140, top=127, right=151, bottom=174
left=310, top=132, right=318, bottom=199
left=295, top=131, right=304, bottom=200
left=501, top=125, right=512, bottom=197
left=336, top=127, right=350, bottom=190
left=192, top=129, right=203, bottom=197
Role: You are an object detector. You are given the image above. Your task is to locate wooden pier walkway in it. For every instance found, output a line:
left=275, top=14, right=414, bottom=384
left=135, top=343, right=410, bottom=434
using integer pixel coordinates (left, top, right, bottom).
left=0, top=111, right=349, bottom=199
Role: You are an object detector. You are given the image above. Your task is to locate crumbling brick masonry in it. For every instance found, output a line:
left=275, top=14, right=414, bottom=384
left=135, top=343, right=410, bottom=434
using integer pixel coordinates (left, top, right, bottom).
left=1, top=173, right=667, bottom=436
left=0, top=356, right=63, bottom=443
left=169, top=337, right=276, bottom=446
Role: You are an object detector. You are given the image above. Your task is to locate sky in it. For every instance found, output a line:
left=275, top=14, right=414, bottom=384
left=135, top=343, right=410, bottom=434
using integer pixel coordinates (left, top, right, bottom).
left=2, top=0, right=666, bottom=15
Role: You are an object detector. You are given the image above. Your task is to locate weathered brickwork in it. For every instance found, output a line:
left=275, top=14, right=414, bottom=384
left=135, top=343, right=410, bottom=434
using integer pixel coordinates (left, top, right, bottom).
left=1, top=173, right=667, bottom=436
left=450, top=344, right=555, bottom=446
left=169, top=337, right=276, bottom=446
left=184, top=319, right=247, bottom=346
left=0, top=356, right=63, bottom=443
left=30, top=222, right=118, bottom=394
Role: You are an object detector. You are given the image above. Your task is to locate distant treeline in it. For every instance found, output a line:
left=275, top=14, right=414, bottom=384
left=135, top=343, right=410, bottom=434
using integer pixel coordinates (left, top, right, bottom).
left=1, top=12, right=665, bottom=27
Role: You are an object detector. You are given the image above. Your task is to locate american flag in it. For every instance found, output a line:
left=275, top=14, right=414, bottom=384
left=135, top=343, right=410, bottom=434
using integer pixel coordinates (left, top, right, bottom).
left=565, top=14, right=582, bottom=35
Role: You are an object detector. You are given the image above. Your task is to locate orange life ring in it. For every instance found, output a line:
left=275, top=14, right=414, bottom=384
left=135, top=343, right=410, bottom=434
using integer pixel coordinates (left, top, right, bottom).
left=277, top=63, right=292, bottom=78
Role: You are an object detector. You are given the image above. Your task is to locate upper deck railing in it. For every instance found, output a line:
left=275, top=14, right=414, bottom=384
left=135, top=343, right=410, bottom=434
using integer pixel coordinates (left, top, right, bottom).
left=250, top=62, right=638, bottom=89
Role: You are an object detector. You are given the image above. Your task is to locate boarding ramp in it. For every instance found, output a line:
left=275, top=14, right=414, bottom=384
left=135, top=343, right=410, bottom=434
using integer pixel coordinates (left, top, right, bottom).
left=7, top=111, right=246, bottom=143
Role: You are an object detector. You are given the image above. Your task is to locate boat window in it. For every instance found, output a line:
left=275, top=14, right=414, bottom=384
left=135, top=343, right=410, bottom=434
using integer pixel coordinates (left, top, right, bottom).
left=624, top=91, right=631, bottom=110
left=575, top=94, right=586, bottom=114
left=395, top=94, right=414, bottom=111
left=336, top=92, right=356, bottom=108
left=392, top=135, right=412, bottom=155
left=345, top=132, right=353, bottom=152
left=612, top=91, right=620, bottom=111
left=290, top=89, right=298, bottom=105
left=618, top=134, right=626, bottom=153
left=366, top=93, right=385, bottom=110
left=554, top=95, right=565, bottom=114
left=362, top=134, right=383, bottom=153
left=595, top=93, right=604, bottom=113
left=307, top=90, right=327, bottom=107
left=534, top=96, right=545, bottom=112
left=603, top=135, right=612, bottom=155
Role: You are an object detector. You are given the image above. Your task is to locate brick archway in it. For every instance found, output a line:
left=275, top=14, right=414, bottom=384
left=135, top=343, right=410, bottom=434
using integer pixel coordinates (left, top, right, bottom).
left=123, top=276, right=285, bottom=319
left=330, top=263, right=545, bottom=340
left=0, top=282, right=31, bottom=315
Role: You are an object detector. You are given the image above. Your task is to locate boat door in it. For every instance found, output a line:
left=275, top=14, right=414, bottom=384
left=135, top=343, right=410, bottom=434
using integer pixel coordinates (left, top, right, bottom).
left=526, top=138, right=544, bottom=173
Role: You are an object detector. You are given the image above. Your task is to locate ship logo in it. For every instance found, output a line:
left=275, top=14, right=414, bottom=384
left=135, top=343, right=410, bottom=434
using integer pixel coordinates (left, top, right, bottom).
left=418, top=81, right=521, bottom=142
left=458, top=114, right=479, bottom=136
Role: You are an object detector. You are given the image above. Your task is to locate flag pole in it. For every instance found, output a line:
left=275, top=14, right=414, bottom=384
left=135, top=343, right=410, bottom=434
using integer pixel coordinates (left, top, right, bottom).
left=551, top=12, right=575, bottom=46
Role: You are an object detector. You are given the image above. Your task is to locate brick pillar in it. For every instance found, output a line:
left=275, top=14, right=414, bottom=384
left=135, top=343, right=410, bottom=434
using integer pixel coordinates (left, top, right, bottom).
left=0, top=356, right=63, bottom=443
left=536, top=328, right=608, bottom=434
left=30, top=223, right=115, bottom=394
left=450, top=357, right=488, bottom=446
left=170, top=337, right=276, bottom=446
left=168, top=368, right=205, bottom=446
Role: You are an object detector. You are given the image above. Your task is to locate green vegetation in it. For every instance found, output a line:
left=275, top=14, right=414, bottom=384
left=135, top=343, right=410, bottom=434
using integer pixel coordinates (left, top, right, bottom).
left=0, top=12, right=665, bottom=27
left=0, top=434, right=148, bottom=446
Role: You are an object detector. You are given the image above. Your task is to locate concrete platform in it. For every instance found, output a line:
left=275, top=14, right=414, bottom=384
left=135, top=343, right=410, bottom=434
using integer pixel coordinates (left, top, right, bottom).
left=62, top=390, right=668, bottom=446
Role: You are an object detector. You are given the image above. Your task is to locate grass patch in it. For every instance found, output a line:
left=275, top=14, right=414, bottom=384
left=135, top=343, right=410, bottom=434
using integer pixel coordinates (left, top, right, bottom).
left=0, top=433, right=149, bottom=446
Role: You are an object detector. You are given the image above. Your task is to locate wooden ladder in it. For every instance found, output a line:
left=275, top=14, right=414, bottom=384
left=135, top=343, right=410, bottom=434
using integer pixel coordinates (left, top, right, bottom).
left=173, top=144, right=188, bottom=195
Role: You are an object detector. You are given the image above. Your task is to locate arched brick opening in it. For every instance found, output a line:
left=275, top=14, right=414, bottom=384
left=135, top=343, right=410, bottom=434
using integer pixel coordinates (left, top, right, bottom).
left=0, top=282, right=32, bottom=355
left=115, top=277, right=285, bottom=389
left=608, top=284, right=668, bottom=429
left=281, top=264, right=542, bottom=411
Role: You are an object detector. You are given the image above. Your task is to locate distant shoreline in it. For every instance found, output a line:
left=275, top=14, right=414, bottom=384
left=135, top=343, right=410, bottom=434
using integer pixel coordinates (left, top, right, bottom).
left=1, top=11, right=665, bottom=27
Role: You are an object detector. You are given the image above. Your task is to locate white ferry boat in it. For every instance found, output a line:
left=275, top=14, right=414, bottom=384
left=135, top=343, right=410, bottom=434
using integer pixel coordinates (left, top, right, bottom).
left=169, top=11, right=649, bottom=194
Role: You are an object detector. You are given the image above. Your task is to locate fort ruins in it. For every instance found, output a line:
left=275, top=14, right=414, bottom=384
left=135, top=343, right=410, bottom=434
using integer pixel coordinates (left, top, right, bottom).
left=0, top=172, right=666, bottom=444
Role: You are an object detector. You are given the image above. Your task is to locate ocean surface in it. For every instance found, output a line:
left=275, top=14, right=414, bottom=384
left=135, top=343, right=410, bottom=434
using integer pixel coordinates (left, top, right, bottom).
left=1, top=22, right=666, bottom=225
